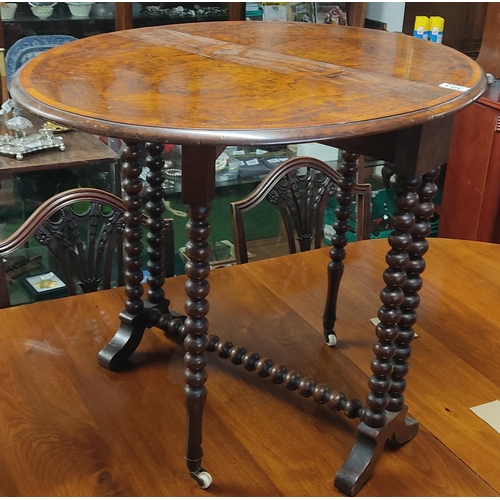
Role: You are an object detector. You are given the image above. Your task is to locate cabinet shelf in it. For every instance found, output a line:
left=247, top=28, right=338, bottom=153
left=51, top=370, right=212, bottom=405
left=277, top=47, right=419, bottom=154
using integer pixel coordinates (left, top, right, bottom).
left=4, top=14, right=114, bottom=23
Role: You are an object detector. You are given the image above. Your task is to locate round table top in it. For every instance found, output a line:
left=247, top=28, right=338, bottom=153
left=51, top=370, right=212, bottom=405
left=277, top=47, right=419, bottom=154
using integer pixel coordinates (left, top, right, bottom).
left=11, top=21, right=487, bottom=145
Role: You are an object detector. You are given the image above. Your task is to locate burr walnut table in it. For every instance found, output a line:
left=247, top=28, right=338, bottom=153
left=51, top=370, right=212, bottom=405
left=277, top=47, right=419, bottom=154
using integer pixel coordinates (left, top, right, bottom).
left=9, top=21, right=486, bottom=495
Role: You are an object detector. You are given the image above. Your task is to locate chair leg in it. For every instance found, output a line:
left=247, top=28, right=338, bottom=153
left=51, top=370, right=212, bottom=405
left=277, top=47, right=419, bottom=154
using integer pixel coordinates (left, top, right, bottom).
left=323, top=151, right=359, bottom=346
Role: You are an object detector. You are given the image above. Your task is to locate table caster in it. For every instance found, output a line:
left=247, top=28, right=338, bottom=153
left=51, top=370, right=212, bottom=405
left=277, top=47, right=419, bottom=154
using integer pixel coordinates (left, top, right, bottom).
left=324, top=330, right=337, bottom=347
left=190, top=468, right=212, bottom=489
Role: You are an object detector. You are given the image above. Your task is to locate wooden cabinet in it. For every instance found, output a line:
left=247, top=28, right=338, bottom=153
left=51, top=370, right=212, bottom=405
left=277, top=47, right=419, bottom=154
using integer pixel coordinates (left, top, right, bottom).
left=438, top=82, right=500, bottom=242
left=402, top=2, right=487, bottom=58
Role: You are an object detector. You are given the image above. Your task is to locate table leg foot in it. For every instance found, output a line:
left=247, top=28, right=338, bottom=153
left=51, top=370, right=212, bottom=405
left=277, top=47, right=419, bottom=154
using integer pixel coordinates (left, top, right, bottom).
left=98, top=311, right=148, bottom=371
left=334, top=407, right=418, bottom=496
left=189, top=467, right=212, bottom=489
left=323, top=262, right=341, bottom=346
left=98, top=299, right=169, bottom=371
left=388, top=413, right=418, bottom=447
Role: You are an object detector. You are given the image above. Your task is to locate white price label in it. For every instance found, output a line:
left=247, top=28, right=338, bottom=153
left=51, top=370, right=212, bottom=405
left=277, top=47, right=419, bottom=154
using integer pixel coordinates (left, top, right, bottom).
left=439, top=83, right=470, bottom=92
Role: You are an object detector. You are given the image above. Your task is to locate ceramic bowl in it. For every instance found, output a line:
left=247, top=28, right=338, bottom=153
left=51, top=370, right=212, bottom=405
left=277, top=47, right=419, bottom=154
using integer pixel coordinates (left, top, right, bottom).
left=66, top=2, right=92, bottom=17
left=30, top=5, right=54, bottom=19
left=91, top=2, right=113, bottom=17
left=1, top=3, right=18, bottom=20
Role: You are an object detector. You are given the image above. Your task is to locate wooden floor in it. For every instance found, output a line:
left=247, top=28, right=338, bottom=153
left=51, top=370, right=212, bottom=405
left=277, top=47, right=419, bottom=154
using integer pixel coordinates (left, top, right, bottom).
left=0, top=238, right=499, bottom=496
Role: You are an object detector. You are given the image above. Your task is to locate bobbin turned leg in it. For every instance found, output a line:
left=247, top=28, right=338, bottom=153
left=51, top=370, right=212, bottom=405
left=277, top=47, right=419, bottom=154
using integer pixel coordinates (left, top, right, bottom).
left=335, top=176, right=421, bottom=496
left=388, top=168, right=440, bottom=413
left=323, top=151, right=359, bottom=346
left=181, top=146, right=217, bottom=489
left=99, top=141, right=172, bottom=371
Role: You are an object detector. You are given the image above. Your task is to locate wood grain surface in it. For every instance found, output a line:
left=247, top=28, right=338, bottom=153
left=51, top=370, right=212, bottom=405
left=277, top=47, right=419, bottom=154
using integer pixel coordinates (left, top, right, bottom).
left=10, top=22, right=486, bottom=144
left=0, top=238, right=498, bottom=495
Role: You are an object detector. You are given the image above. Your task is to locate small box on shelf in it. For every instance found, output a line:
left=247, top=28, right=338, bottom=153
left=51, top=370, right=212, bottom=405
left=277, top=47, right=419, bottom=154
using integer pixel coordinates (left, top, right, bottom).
left=21, top=271, right=68, bottom=301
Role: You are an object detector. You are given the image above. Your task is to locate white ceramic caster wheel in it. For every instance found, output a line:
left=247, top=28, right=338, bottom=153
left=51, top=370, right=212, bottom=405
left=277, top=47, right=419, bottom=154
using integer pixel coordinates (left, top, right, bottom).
left=16, top=153, right=23, bottom=160
left=192, top=470, right=212, bottom=489
left=198, top=471, right=212, bottom=489
left=325, top=333, right=337, bottom=347
left=60, top=145, right=66, bottom=151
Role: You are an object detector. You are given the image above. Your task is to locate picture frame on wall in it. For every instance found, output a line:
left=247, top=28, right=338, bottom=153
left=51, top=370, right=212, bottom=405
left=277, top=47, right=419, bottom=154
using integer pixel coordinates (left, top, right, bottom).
left=262, top=3, right=287, bottom=21
left=314, top=3, right=348, bottom=25
left=287, top=3, right=315, bottom=23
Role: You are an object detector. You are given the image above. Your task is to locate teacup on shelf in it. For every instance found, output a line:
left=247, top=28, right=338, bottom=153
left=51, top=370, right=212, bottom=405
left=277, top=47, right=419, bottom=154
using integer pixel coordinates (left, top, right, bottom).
left=66, top=2, right=93, bottom=17
left=29, top=3, right=55, bottom=19
left=0, top=3, right=18, bottom=21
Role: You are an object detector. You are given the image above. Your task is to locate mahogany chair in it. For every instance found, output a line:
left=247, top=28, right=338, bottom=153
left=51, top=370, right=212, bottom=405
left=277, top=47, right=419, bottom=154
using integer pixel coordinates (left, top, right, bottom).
left=231, top=156, right=371, bottom=264
left=231, top=156, right=371, bottom=347
left=0, top=188, right=175, bottom=309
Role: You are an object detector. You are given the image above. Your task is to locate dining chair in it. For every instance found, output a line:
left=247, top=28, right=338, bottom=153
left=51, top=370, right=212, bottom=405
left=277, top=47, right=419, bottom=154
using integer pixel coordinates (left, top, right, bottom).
left=231, top=156, right=372, bottom=264
left=0, top=188, right=175, bottom=309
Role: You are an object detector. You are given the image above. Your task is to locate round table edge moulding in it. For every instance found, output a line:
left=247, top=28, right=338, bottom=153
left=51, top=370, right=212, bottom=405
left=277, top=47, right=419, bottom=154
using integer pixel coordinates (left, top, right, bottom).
left=8, top=25, right=488, bottom=146
left=9, top=78, right=488, bottom=146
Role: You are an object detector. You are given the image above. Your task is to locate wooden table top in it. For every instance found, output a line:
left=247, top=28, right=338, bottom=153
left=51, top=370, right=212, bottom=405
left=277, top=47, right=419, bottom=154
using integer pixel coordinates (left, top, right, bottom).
left=0, top=115, right=119, bottom=177
left=10, top=22, right=487, bottom=145
left=0, top=237, right=498, bottom=495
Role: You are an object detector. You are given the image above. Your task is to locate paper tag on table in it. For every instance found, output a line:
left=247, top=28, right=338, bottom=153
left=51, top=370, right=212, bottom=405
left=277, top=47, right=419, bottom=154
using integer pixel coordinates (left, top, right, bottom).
left=470, top=400, right=500, bottom=434
left=439, top=83, right=470, bottom=92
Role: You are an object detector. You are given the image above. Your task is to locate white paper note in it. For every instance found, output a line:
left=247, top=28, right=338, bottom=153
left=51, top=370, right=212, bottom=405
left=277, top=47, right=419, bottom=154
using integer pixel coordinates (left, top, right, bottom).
left=470, top=400, right=500, bottom=434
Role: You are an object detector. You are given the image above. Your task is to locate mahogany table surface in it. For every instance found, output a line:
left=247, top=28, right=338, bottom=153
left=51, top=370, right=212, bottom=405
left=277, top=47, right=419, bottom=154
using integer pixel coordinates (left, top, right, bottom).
left=9, top=22, right=486, bottom=145
left=0, top=237, right=498, bottom=496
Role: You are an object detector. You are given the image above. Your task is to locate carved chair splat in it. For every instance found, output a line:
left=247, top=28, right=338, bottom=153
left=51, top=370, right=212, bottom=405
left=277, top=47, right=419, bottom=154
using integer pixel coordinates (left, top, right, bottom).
left=231, top=156, right=371, bottom=265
